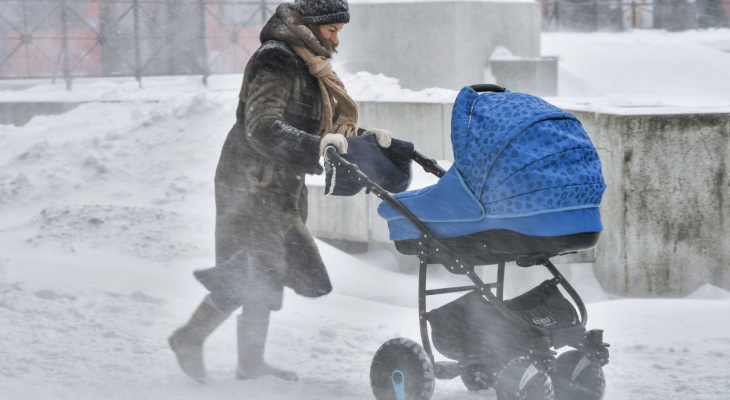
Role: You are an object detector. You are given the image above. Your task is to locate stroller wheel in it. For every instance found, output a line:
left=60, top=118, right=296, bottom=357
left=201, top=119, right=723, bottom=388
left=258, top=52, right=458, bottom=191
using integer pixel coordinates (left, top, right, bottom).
left=495, top=358, right=554, bottom=400
left=459, top=362, right=493, bottom=391
left=552, top=350, right=605, bottom=400
left=370, top=338, right=435, bottom=400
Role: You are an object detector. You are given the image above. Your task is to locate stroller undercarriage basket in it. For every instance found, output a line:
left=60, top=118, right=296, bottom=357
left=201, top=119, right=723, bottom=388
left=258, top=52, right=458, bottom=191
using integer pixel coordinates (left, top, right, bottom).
left=428, top=279, right=579, bottom=364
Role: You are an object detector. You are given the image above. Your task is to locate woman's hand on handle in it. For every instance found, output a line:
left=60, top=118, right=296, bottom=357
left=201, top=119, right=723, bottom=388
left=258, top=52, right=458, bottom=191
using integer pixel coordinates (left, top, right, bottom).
left=363, top=128, right=392, bottom=148
left=319, top=133, right=348, bottom=156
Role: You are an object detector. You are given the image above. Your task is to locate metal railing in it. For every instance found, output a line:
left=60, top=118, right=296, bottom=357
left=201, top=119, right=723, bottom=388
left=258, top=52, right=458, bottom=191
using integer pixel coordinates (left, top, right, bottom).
left=0, top=0, right=276, bottom=89
left=2, top=0, right=729, bottom=88
left=541, top=0, right=730, bottom=32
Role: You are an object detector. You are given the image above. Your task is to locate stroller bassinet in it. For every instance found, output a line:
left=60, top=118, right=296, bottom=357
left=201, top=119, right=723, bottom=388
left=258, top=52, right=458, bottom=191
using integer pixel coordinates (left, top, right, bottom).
left=377, top=85, right=605, bottom=265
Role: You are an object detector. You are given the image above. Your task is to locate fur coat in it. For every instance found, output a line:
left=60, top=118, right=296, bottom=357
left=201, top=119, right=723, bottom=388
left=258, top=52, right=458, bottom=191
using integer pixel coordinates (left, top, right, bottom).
left=194, top=4, right=334, bottom=312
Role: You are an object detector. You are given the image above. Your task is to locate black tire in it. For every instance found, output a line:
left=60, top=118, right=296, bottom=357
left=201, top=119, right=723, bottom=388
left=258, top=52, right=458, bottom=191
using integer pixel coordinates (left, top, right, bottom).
left=459, top=362, right=493, bottom=391
left=552, top=350, right=606, bottom=400
left=370, top=338, right=435, bottom=400
left=495, top=358, right=555, bottom=400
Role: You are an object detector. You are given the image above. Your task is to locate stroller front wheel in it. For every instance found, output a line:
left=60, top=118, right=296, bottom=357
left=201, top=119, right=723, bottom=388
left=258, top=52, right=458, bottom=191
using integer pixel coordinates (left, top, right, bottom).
left=552, top=350, right=606, bottom=400
left=495, top=357, right=555, bottom=400
left=370, top=338, right=435, bottom=400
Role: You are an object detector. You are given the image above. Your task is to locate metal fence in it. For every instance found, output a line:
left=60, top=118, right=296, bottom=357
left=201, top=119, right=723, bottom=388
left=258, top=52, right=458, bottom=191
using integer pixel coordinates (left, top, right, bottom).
left=2, top=0, right=729, bottom=88
left=0, top=0, right=276, bottom=88
left=541, top=0, right=730, bottom=32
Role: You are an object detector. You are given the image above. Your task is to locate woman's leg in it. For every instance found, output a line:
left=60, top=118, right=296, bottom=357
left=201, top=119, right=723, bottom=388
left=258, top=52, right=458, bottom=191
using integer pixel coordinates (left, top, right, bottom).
left=236, top=299, right=298, bottom=381
left=168, top=295, right=232, bottom=383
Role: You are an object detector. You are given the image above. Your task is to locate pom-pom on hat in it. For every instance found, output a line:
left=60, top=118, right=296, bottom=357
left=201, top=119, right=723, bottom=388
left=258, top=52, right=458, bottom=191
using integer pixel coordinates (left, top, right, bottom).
left=292, top=0, right=350, bottom=25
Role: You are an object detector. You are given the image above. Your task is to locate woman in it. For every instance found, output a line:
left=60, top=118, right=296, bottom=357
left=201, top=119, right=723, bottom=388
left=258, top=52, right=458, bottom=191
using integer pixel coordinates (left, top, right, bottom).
left=168, top=0, right=391, bottom=384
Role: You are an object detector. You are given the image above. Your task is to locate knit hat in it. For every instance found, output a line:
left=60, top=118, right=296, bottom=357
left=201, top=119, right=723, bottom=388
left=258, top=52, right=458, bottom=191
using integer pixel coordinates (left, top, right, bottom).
left=292, top=0, right=350, bottom=25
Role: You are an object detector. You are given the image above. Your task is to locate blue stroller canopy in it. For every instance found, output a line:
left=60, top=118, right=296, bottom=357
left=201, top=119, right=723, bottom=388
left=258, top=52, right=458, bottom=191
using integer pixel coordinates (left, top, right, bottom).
left=378, top=86, right=606, bottom=241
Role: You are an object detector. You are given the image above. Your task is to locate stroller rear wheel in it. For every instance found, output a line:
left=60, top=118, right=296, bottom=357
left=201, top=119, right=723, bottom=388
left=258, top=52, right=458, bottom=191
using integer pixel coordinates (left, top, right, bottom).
left=495, top=357, right=555, bottom=400
left=552, top=350, right=605, bottom=400
left=459, top=362, right=493, bottom=391
left=370, top=338, right=435, bottom=400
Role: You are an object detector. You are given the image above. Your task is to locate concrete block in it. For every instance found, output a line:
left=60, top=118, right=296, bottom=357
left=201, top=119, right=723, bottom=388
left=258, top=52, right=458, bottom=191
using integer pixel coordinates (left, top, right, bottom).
left=0, top=102, right=86, bottom=126
left=306, top=179, right=393, bottom=245
left=342, top=1, right=543, bottom=91
left=367, top=192, right=392, bottom=244
left=490, top=57, right=558, bottom=97
left=306, top=188, right=371, bottom=243
left=571, top=110, right=730, bottom=297
left=441, top=102, right=454, bottom=159
left=358, top=101, right=453, bottom=161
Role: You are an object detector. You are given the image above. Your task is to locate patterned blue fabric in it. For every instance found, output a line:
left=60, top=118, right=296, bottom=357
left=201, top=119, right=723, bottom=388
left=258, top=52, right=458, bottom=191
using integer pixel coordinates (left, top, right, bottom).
left=452, top=86, right=605, bottom=216
left=378, top=86, right=606, bottom=241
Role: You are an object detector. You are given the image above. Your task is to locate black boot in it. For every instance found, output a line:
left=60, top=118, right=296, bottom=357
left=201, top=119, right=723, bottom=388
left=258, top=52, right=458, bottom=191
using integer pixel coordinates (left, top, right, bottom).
left=168, top=295, right=230, bottom=383
left=236, top=315, right=298, bottom=381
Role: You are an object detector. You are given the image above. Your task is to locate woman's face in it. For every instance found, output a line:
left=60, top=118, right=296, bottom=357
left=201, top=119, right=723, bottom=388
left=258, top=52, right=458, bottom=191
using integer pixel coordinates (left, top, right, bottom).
left=317, top=23, right=344, bottom=48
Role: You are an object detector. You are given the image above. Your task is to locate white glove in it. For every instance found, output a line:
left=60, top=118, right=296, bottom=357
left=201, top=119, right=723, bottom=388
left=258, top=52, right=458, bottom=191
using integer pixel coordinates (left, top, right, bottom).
left=319, top=133, right=348, bottom=156
left=363, top=128, right=392, bottom=148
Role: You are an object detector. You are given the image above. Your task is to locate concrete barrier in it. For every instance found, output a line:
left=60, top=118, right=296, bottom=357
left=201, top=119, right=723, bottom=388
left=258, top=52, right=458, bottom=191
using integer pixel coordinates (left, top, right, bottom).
left=340, top=1, right=557, bottom=95
left=573, top=111, right=730, bottom=297
left=0, top=102, right=86, bottom=126
left=307, top=101, right=730, bottom=296
left=490, top=57, right=559, bottom=98
left=357, top=100, right=454, bottom=161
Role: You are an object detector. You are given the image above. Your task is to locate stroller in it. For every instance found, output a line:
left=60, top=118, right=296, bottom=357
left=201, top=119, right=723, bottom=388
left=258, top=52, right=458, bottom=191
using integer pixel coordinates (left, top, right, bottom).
left=323, top=84, right=610, bottom=400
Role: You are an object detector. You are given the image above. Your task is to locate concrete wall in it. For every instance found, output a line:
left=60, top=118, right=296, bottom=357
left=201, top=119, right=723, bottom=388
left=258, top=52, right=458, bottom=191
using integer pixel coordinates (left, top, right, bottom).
left=0, top=102, right=86, bottom=126
left=490, top=57, right=558, bottom=98
left=307, top=101, right=730, bottom=297
left=573, top=111, right=730, bottom=297
left=357, top=100, right=454, bottom=161
left=340, top=1, right=545, bottom=92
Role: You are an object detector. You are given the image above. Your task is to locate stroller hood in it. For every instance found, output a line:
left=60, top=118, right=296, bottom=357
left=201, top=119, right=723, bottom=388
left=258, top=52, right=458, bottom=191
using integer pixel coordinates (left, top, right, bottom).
left=450, top=86, right=605, bottom=217
left=377, top=86, right=606, bottom=242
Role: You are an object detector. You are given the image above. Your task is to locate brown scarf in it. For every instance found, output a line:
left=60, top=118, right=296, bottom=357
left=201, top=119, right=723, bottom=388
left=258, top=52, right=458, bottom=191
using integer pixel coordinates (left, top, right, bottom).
left=291, top=46, right=358, bottom=137
left=279, top=6, right=358, bottom=137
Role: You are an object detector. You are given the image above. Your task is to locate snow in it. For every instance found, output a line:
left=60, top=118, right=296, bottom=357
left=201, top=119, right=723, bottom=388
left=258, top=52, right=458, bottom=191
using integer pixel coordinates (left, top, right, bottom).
left=541, top=29, right=730, bottom=114
left=339, top=28, right=730, bottom=115
left=1, top=29, right=730, bottom=400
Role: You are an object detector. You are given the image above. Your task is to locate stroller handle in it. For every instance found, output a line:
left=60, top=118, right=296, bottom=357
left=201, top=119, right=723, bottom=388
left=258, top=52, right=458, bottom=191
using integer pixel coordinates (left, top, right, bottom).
left=325, top=144, right=446, bottom=179
left=470, top=83, right=506, bottom=93
left=323, top=145, right=436, bottom=235
left=412, top=150, right=446, bottom=178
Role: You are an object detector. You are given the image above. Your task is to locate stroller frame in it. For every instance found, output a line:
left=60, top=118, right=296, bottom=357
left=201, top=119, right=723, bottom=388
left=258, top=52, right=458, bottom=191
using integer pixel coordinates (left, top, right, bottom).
left=324, top=114, right=610, bottom=399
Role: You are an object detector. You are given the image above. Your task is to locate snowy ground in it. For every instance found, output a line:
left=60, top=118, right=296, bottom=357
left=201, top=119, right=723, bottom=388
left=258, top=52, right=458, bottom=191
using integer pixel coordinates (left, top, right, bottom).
left=542, top=29, right=730, bottom=114
left=1, top=30, right=730, bottom=400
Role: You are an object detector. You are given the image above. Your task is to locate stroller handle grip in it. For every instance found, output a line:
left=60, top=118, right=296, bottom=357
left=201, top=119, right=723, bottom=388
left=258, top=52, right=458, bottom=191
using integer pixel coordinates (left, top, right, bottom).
left=323, top=145, right=340, bottom=163
left=470, top=84, right=506, bottom=93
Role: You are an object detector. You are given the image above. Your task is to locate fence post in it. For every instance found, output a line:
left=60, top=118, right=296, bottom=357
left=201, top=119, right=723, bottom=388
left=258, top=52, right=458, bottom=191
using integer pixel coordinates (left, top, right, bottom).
left=632, top=0, right=637, bottom=29
left=133, top=0, right=142, bottom=88
left=261, top=0, right=269, bottom=25
left=198, top=0, right=209, bottom=85
left=166, top=0, right=175, bottom=74
left=60, top=0, right=72, bottom=89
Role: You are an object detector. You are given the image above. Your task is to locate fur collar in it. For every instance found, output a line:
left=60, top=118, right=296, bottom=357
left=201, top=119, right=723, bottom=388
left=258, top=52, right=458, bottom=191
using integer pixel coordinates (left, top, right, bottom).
left=260, top=4, right=331, bottom=58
